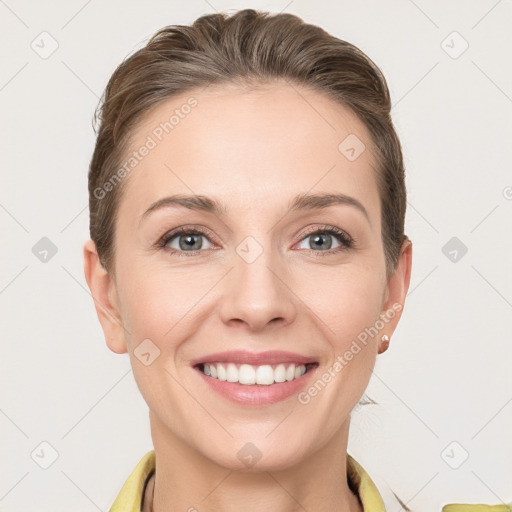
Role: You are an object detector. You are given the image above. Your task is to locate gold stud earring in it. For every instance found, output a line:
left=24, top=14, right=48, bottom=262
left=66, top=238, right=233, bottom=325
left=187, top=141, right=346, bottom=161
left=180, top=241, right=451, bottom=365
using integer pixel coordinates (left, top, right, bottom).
left=379, top=334, right=390, bottom=354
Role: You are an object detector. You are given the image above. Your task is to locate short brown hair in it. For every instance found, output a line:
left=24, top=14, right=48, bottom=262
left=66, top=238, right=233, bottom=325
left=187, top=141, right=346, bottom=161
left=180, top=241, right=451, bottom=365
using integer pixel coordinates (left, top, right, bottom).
left=88, top=9, right=407, bottom=276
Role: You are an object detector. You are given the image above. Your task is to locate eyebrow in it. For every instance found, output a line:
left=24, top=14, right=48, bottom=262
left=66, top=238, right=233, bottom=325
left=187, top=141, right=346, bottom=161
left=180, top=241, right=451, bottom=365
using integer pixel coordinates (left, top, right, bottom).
left=140, top=192, right=370, bottom=224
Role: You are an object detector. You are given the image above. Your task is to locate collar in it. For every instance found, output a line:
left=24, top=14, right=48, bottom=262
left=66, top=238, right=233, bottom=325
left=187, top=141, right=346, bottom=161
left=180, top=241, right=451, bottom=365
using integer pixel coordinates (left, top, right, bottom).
left=109, top=450, right=512, bottom=512
left=109, top=450, right=386, bottom=512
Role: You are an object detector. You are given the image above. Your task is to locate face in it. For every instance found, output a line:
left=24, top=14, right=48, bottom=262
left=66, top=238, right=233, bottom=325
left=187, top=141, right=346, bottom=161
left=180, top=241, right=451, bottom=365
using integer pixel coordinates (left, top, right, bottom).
left=85, top=81, right=411, bottom=471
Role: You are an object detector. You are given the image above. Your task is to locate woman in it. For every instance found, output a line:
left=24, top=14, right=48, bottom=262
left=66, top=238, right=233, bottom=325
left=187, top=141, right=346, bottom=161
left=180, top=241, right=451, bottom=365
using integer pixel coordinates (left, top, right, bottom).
left=83, top=9, right=503, bottom=512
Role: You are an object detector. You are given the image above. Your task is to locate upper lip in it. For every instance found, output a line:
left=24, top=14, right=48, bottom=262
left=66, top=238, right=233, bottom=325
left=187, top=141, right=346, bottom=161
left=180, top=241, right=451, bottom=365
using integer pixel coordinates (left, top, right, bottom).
left=190, top=350, right=318, bottom=367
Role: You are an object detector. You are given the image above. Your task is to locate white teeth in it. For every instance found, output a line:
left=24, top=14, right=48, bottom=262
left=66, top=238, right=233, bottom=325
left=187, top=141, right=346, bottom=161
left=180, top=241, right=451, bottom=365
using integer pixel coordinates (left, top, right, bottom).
left=217, top=363, right=227, bottom=381
left=255, top=365, right=274, bottom=385
left=285, top=364, right=296, bottom=381
left=201, top=362, right=309, bottom=385
left=274, top=364, right=286, bottom=383
left=239, top=364, right=256, bottom=385
left=294, top=365, right=304, bottom=379
left=226, top=363, right=238, bottom=382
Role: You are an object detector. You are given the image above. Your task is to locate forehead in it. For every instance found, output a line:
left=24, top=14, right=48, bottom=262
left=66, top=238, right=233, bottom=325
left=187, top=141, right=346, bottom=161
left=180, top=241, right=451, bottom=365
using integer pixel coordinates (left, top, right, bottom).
left=117, top=81, right=380, bottom=221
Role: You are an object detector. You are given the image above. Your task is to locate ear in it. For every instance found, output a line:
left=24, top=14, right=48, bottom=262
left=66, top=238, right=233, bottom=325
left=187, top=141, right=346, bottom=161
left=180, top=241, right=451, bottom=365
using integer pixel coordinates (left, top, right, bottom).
left=83, top=239, right=127, bottom=354
left=380, top=238, right=413, bottom=339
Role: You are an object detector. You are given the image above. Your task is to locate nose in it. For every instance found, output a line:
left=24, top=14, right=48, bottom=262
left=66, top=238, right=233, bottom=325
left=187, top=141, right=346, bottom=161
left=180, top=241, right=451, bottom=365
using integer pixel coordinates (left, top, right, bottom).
left=219, top=241, right=297, bottom=332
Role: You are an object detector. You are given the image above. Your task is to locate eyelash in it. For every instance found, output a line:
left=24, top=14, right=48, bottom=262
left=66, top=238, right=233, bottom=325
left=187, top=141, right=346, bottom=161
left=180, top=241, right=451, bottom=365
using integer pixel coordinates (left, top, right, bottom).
left=156, top=224, right=354, bottom=257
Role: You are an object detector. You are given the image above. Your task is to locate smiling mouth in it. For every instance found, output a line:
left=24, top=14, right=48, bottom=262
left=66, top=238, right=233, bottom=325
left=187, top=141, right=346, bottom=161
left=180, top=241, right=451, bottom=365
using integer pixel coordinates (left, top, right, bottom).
left=195, top=362, right=319, bottom=386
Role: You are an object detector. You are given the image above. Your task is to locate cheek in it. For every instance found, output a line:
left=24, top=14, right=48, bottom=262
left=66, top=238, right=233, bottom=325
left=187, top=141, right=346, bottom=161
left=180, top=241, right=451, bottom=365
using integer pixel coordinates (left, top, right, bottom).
left=117, top=262, right=208, bottom=347
left=116, top=269, right=194, bottom=415
left=304, top=266, right=385, bottom=348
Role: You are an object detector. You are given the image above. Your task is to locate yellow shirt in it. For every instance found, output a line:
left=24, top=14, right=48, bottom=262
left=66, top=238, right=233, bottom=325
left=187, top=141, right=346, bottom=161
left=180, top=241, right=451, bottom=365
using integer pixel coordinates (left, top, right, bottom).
left=109, top=450, right=511, bottom=512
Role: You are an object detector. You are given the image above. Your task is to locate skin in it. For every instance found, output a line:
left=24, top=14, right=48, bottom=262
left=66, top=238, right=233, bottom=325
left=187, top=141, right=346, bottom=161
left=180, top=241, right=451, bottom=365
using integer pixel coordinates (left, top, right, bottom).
left=84, top=81, right=412, bottom=512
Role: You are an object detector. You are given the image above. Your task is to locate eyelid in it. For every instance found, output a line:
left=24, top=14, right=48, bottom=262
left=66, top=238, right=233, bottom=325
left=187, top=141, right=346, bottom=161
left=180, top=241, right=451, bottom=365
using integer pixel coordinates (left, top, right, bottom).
left=157, top=223, right=354, bottom=254
left=299, top=224, right=352, bottom=241
left=295, top=224, right=354, bottom=250
left=157, top=225, right=220, bottom=249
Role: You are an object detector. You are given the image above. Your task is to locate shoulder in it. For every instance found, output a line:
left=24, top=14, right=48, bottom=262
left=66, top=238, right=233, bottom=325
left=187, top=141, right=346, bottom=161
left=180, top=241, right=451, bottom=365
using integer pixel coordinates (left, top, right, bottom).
left=347, top=454, right=512, bottom=512
left=109, top=450, right=156, bottom=512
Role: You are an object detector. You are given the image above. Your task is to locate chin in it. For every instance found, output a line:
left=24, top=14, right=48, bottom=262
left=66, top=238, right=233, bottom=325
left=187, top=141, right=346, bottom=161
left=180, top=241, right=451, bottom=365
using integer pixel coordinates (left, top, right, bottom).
left=195, top=436, right=311, bottom=473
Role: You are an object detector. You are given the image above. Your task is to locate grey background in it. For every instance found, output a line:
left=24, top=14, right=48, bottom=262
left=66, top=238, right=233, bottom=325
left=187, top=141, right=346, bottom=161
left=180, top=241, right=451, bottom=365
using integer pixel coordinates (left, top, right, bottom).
left=1, top=0, right=511, bottom=510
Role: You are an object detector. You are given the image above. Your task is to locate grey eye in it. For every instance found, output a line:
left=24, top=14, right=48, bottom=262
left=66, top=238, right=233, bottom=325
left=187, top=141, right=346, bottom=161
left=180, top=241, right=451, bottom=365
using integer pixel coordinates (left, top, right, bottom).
left=298, top=231, right=341, bottom=251
left=166, top=232, right=214, bottom=251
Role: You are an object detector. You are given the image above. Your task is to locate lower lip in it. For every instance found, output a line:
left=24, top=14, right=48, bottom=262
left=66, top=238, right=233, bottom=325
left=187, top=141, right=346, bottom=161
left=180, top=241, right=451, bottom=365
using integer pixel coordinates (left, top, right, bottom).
left=194, top=365, right=319, bottom=406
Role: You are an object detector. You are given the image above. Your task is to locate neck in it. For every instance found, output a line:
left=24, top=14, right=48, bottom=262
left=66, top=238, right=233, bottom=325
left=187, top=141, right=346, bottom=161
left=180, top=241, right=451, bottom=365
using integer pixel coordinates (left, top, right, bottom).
left=144, top=411, right=363, bottom=512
